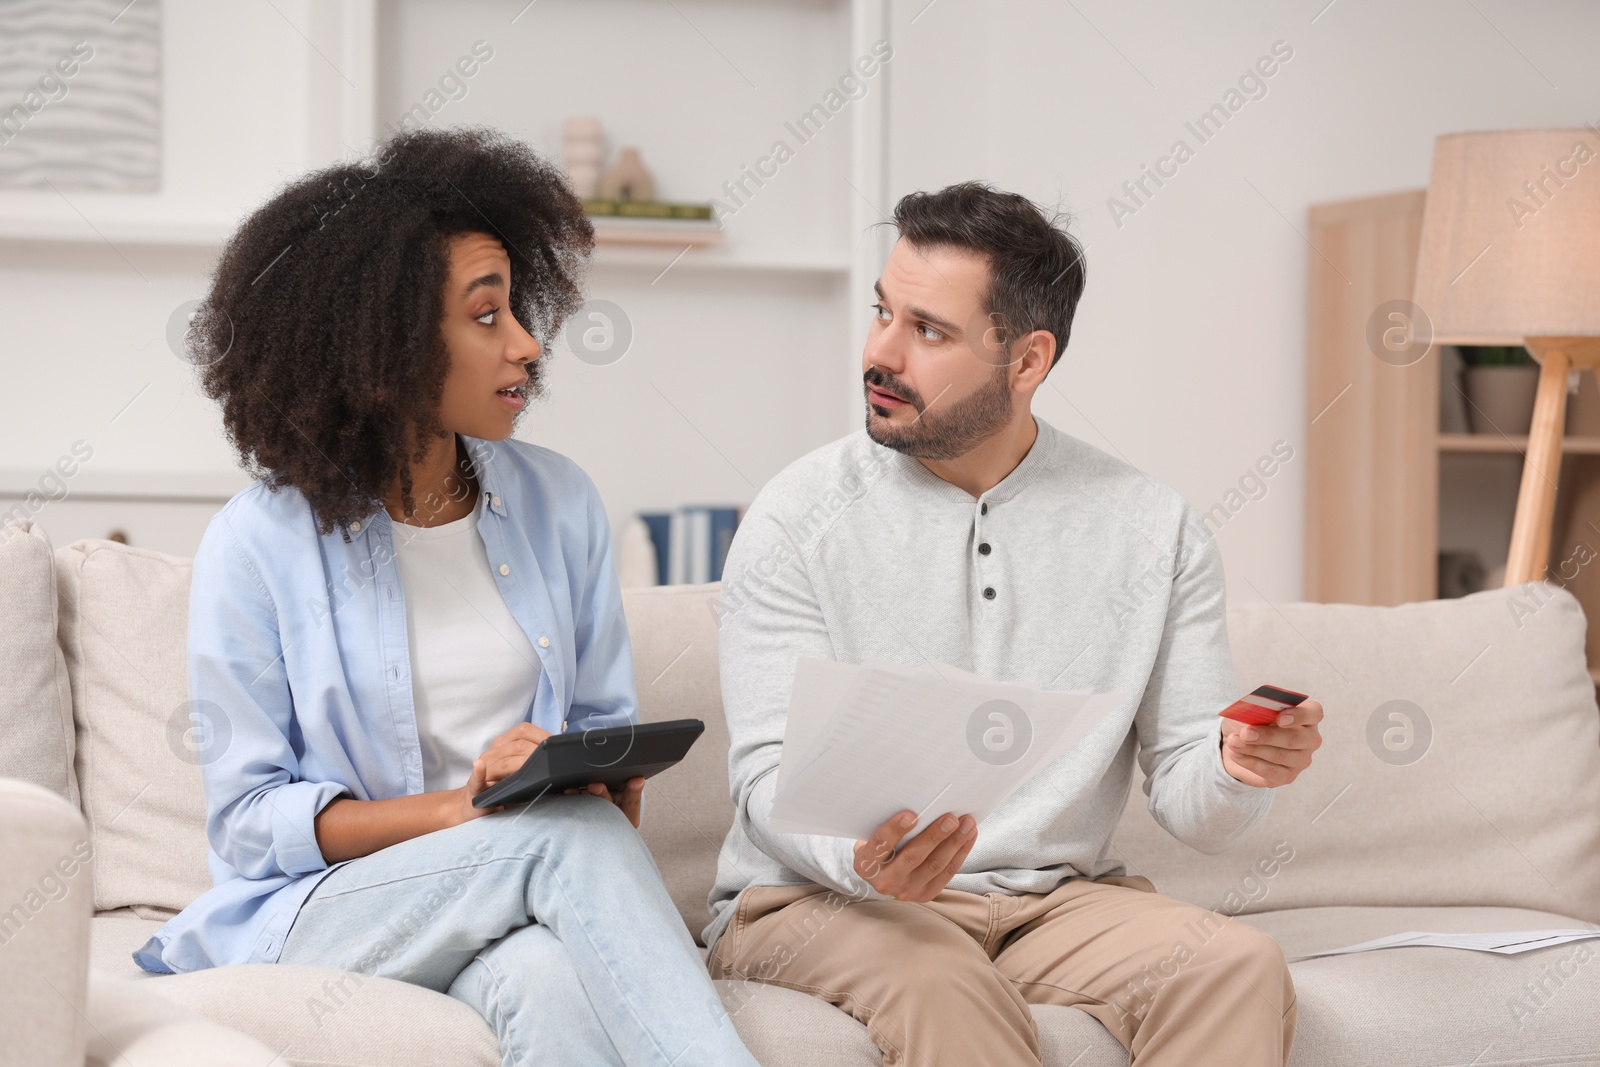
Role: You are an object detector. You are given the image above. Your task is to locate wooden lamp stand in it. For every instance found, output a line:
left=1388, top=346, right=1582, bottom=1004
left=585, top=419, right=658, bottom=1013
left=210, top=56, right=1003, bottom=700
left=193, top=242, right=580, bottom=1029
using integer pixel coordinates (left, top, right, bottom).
left=1506, top=338, right=1600, bottom=585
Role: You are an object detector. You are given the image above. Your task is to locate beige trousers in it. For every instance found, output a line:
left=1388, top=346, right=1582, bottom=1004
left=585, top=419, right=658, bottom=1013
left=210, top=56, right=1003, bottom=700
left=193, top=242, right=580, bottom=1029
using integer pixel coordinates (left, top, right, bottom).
left=708, top=875, right=1296, bottom=1067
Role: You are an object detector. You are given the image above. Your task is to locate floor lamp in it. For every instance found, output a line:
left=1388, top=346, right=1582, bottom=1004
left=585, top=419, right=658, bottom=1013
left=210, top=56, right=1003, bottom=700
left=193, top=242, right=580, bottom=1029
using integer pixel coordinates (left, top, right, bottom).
left=1412, top=128, right=1600, bottom=586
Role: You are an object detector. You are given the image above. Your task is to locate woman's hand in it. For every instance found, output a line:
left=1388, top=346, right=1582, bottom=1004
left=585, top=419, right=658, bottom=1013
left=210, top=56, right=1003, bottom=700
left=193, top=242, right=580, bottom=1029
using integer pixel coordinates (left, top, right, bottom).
left=564, top=777, right=646, bottom=828
left=481, top=723, right=553, bottom=786
left=448, top=723, right=553, bottom=827
left=449, top=756, right=507, bottom=826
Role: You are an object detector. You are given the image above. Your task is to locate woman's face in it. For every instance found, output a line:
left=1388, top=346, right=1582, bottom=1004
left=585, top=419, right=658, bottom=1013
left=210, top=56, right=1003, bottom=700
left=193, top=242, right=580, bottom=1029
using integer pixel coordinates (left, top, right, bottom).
left=436, top=231, right=544, bottom=441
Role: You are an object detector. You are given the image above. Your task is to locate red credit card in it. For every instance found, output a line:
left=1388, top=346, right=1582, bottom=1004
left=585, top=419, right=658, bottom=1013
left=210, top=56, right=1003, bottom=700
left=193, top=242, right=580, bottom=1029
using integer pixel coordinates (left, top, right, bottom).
left=1219, top=684, right=1308, bottom=726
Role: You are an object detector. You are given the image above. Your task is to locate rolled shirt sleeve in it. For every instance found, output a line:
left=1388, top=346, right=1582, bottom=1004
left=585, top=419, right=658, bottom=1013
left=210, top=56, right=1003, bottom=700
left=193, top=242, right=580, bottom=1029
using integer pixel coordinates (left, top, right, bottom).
left=188, top=512, right=348, bottom=881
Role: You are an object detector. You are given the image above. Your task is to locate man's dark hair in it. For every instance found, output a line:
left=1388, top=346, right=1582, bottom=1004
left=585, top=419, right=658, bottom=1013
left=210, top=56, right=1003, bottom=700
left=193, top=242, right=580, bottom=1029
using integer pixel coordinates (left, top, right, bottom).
left=891, top=182, right=1087, bottom=372
left=188, top=124, right=593, bottom=540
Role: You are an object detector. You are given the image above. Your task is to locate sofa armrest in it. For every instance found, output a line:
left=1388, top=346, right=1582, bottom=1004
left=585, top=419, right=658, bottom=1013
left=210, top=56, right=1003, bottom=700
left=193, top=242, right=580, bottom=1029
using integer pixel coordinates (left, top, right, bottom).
left=0, top=777, right=93, bottom=1067
left=86, top=972, right=283, bottom=1066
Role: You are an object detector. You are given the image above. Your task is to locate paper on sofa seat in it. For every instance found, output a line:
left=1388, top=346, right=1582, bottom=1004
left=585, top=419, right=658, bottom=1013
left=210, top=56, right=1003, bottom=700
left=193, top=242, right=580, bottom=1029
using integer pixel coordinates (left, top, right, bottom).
left=769, top=656, right=1130, bottom=841
left=1288, top=928, right=1600, bottom=960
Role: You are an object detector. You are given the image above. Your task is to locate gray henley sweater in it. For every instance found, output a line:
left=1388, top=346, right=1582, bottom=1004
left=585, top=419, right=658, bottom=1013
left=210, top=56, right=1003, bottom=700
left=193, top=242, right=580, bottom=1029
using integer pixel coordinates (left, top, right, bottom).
left=704, top=414, right=1271, bottom=950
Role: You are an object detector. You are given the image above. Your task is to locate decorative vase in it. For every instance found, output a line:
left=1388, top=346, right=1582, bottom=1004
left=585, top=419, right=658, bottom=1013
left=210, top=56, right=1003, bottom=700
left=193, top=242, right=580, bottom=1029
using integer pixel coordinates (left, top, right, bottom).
left=597, top=147, right=655, bottom=202
left=1463, top=365, right=1539, bottom=435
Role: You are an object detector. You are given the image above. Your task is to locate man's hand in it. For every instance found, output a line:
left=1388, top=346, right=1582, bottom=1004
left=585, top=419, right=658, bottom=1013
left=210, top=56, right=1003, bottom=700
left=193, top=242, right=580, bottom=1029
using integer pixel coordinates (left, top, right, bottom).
left=1221, top=699, right=1323, bottom=787
left=853, top=810, right=977, bottom=902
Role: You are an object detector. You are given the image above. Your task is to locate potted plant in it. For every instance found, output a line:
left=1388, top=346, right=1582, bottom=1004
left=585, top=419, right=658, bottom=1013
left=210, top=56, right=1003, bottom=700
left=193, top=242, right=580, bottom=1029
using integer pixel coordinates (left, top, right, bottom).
left=1460, top=345, right=1539, bottom=435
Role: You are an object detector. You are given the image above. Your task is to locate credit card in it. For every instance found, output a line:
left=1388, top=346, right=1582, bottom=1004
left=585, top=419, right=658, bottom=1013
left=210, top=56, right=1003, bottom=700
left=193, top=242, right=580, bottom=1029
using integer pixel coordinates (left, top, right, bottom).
left=1218, top=684, right=1308, bottom=726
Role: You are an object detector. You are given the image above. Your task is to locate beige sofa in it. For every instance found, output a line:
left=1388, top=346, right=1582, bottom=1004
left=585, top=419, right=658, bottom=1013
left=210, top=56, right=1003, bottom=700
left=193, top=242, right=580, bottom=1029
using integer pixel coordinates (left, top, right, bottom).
left=4, top=519, right=1599, bottom=1066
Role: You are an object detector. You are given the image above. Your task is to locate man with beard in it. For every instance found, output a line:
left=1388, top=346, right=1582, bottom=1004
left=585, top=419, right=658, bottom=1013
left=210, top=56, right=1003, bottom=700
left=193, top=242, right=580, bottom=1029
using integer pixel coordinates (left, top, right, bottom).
left=704, top=182, right=1322, bottom=1067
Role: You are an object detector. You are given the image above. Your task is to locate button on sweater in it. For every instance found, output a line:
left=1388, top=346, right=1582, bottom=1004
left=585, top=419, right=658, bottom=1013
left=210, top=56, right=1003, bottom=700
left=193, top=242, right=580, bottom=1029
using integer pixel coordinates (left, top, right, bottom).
left=704, top=413, right=1270, bottom=950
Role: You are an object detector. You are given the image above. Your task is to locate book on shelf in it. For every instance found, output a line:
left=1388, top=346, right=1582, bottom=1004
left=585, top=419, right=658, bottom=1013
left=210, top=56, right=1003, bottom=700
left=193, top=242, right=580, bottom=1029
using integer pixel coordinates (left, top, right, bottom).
left=639, top=505, right=743, bottom=585
left=582, top=199, right=714, bottom=220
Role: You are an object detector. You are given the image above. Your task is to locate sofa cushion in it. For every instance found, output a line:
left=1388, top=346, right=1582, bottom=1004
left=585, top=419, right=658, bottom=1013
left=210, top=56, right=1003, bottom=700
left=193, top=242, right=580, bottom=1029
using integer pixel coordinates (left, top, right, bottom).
left=0, top=519, right=78, bottom=806
left=56, top=538, right=212, bottom=915
left=88, top=971, right=285, bottom=1066
left=2, top=778, right=95, bottom=1067
left=1237, top=903, right=1594, bottom=960
left=1112, top=582, right=1600, bottom=926
left=148, top=964, right=501, bottom=1067
left=92, top=912, right=500, bottom=1066
left=92, top=911, right=1127, bottom=1066
left=1282, top=945, right=1599, bottom=1067
left=91, top=900, right=1600, bottom=1067
left=1236, top=906, right=1600, bottom=1067
left=621, top=581, right=735, bottom=943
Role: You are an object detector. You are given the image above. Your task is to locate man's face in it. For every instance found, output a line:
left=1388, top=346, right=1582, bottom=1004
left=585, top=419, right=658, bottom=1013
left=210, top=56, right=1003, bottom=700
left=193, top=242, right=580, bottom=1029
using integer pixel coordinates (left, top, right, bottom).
left=437, top=231, right=546, bottom=441
left=862, top=238, right=1017, bottom=460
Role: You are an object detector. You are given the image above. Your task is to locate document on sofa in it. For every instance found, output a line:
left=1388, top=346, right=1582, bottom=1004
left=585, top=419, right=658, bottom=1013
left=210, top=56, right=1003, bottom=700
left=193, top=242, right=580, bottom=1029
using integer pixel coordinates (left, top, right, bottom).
left=1289, top=928, right=1600, bottom=960
left=769, top=656, right=1130, bottom=840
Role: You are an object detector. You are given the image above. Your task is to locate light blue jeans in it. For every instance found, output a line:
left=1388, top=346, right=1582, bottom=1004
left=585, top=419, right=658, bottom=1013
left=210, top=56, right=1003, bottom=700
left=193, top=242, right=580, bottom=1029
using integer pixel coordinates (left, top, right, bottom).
left=278, top=793, right=759, bottom=1067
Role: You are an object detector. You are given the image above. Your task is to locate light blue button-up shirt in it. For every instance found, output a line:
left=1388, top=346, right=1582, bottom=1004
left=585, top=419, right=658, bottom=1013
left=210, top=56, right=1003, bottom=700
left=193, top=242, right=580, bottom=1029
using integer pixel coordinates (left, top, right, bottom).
left=134, top=434, right=638, bottom=974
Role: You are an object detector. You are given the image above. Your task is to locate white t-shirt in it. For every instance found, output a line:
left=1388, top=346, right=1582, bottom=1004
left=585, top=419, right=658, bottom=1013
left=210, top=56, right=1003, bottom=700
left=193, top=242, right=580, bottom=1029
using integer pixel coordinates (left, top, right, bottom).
left=391, top=490, right=542, bottom=794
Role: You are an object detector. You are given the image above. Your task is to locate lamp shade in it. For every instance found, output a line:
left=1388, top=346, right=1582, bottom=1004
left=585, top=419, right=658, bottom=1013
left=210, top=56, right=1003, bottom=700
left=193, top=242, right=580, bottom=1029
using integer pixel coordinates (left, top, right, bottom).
left=1411, top=127, right=1600, bottom=344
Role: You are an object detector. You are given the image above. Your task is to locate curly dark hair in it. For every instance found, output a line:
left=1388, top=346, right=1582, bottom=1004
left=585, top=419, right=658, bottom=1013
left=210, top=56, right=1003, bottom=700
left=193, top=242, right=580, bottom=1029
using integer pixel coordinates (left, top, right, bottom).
left=188, top=124, right=594, bottom=540
left=891, top=182, right=1087, bottom=372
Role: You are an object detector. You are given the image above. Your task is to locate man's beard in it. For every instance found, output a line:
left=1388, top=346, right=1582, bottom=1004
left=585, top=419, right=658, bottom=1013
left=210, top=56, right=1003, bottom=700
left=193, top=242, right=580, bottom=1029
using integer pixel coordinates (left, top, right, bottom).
left=863, top=363, right=1013, bottom=460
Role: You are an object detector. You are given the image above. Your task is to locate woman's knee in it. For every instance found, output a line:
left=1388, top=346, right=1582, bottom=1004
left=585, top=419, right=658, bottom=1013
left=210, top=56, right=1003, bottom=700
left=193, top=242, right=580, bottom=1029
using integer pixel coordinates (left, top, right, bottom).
left=459, top=795, right=654, bottom=877
left=452, top=922, right=587, bottom=1005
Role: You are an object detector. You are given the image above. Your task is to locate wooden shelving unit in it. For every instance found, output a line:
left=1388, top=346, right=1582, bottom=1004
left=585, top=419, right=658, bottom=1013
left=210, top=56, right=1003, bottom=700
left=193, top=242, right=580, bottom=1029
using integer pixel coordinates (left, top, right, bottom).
left=1439, top=433, right=1600, bottom=455
left=588, top=215, right=724, bottom=248
left=1306, top=189, right=1600, bottom=684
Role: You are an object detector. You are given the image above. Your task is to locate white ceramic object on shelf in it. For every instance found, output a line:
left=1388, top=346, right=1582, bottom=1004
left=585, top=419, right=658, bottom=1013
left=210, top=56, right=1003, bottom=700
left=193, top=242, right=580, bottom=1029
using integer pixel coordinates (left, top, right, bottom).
left=562, top=115, right=606, bottom=198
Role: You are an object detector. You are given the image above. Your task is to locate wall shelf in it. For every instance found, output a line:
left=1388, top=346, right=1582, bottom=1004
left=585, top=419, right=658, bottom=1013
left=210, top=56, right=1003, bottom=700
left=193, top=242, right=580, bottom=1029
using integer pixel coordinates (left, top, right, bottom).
left=0, top=216, right=850, bottom=278
left=1439, top=433, right=1600, bottom=455
left=592, top=245, right=849, bottom=275
left=590, top=216, right=722, bottom=248
left=0, top=216, right=234, bottom=248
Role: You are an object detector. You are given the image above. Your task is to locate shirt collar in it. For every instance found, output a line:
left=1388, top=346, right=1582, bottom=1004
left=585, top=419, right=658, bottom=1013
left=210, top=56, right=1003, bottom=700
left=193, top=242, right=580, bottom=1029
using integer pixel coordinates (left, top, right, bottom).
left=349, top=433, right=510, bottom=534
left=460, top=434, right=509, bottom=518
left=882, top=414, right=1056, bottom=507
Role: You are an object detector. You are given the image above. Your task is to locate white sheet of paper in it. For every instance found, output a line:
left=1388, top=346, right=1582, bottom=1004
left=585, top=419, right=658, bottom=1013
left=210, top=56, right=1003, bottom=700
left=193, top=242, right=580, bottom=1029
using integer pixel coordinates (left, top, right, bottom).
left=770, top=657, right=1130, bottom=840
left=1288, top=928, right=1600, bottom=960
left=769, top=658, right=879, bottom=836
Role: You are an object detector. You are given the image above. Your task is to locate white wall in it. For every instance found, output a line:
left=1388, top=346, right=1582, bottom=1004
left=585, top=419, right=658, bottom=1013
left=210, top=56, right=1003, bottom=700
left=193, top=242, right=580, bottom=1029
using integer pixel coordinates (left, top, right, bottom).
left=886, top=0, right=1600, bottom=604
left=3, top=0, right=1597, bottom=602
left=0, top=0, right=367, bottom=550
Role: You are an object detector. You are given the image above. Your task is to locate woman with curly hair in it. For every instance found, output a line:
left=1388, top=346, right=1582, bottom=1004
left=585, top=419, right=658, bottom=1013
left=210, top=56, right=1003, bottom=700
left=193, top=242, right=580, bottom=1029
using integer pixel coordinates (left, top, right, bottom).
left=133, top=125, right=760, bottom=1067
